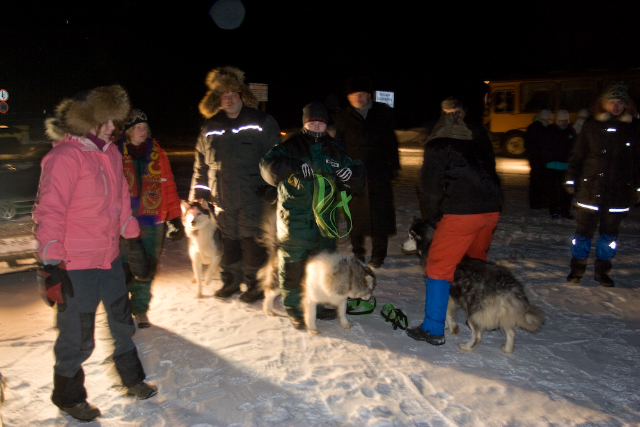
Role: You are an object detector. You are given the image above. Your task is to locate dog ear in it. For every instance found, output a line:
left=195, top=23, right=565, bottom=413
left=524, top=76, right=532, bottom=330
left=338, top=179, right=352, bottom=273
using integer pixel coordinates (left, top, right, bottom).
left=181, top=200, right=190, bottom=214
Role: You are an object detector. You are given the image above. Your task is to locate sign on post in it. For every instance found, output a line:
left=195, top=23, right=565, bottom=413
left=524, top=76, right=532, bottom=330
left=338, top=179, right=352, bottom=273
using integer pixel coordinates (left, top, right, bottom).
left=0, top=89, right=8, bottom=102
left=375, top=91, right=394, bottom=108
left=248, top=83, right=268, bottom=102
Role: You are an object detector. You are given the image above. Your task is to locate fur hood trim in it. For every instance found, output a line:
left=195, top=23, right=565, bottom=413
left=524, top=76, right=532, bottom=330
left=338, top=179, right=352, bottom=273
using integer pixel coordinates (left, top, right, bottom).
left=45, top=85, right=130, bottom=141
left=595, top=112, right=633, bottom=123
left=198, top=66, right=258, bottom=118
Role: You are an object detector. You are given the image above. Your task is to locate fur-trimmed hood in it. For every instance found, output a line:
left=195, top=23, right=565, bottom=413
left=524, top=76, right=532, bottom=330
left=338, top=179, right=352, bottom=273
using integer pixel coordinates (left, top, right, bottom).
left=198, top=66, right=258, bottom=118
left=45, top=85, right=130, bottom=141
left=595, top=112, right=633, bottom=123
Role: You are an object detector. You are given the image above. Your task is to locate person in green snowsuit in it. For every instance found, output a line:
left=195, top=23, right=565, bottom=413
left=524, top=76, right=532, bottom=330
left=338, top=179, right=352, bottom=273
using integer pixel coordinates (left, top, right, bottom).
left=260, top=102, right=366, bottom=329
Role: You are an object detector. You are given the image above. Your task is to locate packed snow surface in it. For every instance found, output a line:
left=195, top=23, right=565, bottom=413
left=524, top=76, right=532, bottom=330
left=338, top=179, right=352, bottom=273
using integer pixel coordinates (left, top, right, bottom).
left=1, top=149, right=639, bottom=426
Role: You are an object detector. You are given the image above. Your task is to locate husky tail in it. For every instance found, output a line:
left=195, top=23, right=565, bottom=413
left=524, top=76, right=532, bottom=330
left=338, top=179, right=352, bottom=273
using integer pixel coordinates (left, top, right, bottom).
left=519, top=304, right=546, bottom=333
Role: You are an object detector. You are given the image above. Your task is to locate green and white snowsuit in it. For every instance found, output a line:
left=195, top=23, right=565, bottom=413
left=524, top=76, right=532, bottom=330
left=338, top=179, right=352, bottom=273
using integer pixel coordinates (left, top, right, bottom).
left=260, top=130, right=365, bottom=318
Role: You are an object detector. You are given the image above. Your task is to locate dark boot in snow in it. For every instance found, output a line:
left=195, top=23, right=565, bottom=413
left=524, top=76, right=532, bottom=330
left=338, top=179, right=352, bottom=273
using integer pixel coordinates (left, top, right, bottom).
left=594, top=259, right=614, bottom=287
left=566, top=257, right=587, bottom=283
left=126, top=382, right=158, bottom=400
left=214, top=272, right=241, bottom=298
left=60, top=401, right=101, bottom=421
left=238, top=280, right=264, bottom=303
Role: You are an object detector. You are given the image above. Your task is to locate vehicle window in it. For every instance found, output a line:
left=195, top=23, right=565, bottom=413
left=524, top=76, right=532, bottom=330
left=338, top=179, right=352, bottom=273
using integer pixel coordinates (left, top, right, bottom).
left=0, top=137, right=23, bottom=155
left=493, top=90, right=515, bottom=113
left=520, top=82, right=556, bottom=112
left=560, top=81, right=598, bottom=111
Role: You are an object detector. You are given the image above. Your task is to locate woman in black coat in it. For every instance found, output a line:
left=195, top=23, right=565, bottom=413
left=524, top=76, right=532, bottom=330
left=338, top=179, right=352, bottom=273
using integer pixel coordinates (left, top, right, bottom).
left=335, top=77, right=400, bottom=268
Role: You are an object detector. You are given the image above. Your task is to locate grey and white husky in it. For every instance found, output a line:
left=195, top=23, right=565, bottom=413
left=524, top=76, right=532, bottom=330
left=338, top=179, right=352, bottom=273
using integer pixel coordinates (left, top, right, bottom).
left=407, top=219, right=545, bottom=353
left=181, top=201, right=222, bottom=298
left=260, top=236, right=377, bottom=333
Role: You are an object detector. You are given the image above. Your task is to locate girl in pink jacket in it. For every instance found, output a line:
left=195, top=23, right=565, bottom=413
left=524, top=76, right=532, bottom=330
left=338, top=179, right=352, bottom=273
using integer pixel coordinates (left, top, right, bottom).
left=33, top=85, right=157, bottom=422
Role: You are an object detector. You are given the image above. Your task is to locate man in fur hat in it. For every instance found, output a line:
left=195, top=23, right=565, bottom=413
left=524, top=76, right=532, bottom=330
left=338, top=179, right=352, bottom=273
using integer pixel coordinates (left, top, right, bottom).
left=190, top=66, right=282, bottom=302
left=565, top=82, right=640, bottom=287
left=33, top=85, right=157, bottom=422
left=335, top=77, right=400, bottom=268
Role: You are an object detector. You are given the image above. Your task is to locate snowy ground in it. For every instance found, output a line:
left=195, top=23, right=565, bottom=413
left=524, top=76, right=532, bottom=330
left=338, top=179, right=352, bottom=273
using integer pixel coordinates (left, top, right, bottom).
left=1, top=146, right=640, bottom=426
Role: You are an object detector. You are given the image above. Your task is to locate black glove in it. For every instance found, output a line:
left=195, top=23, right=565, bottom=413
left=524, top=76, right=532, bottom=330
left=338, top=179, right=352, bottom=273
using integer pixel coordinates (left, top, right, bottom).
left=125, top=237, right=150, bottom=280
left=336, top=167, right=352, bottom=182
left=192, top=187, right=210, bottom=201
left=564, top=180, right=575, bottom=195
left=256, top=185, right=278, bottom=204
left=37, top=264, right=74, bottom=312
left=166, top=217, right=185, bottom=241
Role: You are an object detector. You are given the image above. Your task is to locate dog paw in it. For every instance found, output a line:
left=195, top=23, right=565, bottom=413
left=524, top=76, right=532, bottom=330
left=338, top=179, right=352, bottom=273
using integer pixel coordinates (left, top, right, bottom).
left=341, top=323, right=353, bottom=330
left=450, top=324, right=459, bottom=335
left=191, top=277, right=196, bottom=283
left=196, top=293, right=203, bottom=299
left=500, top=344, right=513, bottom=354
left=308, top=329, right=321, bottom=335
left=458, top=343, right=474, bottom=352
left=265, top=310, right=276, bottom=317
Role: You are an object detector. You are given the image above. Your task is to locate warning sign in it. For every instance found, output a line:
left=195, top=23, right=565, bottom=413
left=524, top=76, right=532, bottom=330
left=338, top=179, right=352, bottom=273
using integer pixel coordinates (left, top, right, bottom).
left=248, top=83, right=268, bottom=102
left=375, top=91, right=394, bottom=108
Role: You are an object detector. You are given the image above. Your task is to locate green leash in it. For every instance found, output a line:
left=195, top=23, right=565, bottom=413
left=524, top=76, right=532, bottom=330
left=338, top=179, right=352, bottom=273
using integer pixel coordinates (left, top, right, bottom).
left=312, top=174, right=353, bottom=238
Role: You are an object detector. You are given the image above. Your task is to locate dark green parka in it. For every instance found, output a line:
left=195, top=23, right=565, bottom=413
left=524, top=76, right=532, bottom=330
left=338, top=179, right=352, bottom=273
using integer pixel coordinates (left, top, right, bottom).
left=260, top=130, right=366, bottom=250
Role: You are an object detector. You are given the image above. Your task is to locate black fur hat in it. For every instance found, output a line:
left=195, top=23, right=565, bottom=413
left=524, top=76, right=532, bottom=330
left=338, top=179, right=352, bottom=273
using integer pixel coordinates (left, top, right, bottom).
left=45, top=85, right=130, bottom=141
left=345, top=76, right=373, bottom=96
left=198, top=66, right=259, bottom=118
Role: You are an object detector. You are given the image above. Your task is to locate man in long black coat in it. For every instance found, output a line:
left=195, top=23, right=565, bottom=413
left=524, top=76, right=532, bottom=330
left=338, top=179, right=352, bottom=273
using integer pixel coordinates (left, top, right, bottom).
left=335, top=77, right=400, bottom=268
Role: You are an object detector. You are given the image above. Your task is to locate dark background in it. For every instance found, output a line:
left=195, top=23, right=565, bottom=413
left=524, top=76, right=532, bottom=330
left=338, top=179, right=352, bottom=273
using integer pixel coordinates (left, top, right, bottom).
left=2, top=0, right=639, bottom=139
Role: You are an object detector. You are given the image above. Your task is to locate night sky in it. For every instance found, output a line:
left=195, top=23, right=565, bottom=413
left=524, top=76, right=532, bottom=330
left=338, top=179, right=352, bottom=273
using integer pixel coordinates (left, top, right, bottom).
left=2, top=0, right=639, bottom=138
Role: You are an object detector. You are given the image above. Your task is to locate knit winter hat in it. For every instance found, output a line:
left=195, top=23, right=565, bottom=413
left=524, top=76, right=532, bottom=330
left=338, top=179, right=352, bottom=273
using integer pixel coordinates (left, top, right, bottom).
left=539, top=109, right=552, bottom=121
left=302, top=102, right=328, bottom=124
left=601, top=81, right=629, bottom=102
left=441, top=97, right=464, bottom=112
left=556, top=109, right=569, bottom=123
left=124, top=109, right=148, bottom=130
left=345, top=77, right=373, bottom=95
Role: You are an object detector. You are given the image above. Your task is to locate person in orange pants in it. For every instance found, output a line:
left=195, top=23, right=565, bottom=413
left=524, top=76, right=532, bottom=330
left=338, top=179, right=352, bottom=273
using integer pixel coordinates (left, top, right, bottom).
left=408, top=97, right=503, bottom=346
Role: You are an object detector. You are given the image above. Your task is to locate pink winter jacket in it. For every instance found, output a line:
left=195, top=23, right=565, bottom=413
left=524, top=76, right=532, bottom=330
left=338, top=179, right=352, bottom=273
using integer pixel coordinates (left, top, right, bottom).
left=33, top=135, right=140, bottom=270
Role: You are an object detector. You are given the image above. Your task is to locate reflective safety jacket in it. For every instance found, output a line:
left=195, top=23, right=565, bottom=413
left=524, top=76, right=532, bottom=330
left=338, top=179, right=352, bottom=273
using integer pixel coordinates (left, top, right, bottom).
left=190, top=107, right=281, bottom=210
left=566, top=113, right=640, bottom=213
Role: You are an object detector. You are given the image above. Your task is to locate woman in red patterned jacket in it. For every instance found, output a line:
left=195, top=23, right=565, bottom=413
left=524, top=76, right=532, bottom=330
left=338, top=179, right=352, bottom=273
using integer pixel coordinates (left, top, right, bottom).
left=116, top=109, right=184, bottom=329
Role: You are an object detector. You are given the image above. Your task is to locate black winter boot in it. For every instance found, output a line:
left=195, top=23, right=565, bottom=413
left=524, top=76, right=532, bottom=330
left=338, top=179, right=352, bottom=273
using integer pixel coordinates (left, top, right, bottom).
left=215, top=272, right=242, bottom=298
left=238, top=279, right=264, bottom=303
left=594, top=259, right=614, bottom=287
left=566, top=257, right=588, bottom=284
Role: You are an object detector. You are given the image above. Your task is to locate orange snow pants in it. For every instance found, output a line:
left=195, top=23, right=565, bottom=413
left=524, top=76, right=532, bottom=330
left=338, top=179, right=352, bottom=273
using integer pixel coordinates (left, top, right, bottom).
left=425, top=212, right=500, bottom=282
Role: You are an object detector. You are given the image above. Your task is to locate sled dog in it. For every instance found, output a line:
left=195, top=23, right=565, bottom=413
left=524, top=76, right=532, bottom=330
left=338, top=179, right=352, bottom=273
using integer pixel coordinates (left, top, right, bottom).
left=401, top=217, right=433, bottom=266
left=303, top=252, right=376, bottom=334
left=407, top=219, right=545, bottom=353
left=181, top=200, right=222, bottom=298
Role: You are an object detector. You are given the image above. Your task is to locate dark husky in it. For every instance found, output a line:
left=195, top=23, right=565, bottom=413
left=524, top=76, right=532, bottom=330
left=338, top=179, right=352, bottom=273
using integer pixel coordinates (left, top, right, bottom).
left=406, top=218, right=546, bottom=353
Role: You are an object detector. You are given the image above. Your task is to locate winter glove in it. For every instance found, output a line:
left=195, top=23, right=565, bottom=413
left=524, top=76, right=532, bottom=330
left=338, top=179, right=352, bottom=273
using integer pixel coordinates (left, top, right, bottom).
left=256, top=185, right=278, bottom=204
left=564, top=180, right=575, bottom=195
left=37, top=263, right=74, bottom=312
left=125, top=237, right=150, bottom=281
left=336, top=167, right=352, bottom=182
left=192, top=187, right=210, bottom=202
left=166, top=217, right=185, bottom=241
left=298, top=162, right=315, bottom=180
